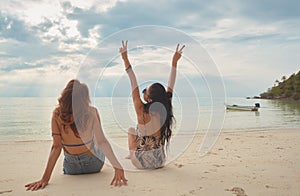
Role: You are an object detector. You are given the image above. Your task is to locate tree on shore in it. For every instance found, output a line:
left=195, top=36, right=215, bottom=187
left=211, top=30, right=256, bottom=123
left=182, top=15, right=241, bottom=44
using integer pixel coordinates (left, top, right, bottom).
left=260, top=70, right=300, bottom=101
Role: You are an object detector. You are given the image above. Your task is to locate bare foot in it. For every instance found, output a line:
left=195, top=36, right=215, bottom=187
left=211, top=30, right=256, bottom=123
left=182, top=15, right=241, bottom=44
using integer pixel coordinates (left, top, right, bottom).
left=125, top=154, right=131, bottom=159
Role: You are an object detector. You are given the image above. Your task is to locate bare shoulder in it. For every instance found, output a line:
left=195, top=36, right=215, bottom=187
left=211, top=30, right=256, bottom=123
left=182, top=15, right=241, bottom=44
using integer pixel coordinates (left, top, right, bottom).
left=89, top=106, right=100, bottom=118
left=52, top=107, right=60, bottom=118
left=89, top=106, right=98, bottom=113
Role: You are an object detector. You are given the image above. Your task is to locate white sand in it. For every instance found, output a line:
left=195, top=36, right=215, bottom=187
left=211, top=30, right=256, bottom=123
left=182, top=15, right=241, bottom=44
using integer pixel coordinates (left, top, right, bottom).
left=1, top=129, right=300, bottom=195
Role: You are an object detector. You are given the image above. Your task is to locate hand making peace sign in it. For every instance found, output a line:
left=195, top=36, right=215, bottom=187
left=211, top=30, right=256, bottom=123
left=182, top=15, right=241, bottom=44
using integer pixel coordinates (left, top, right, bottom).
left=119, top=40, right=128, bottom=60
left=172, top=44, right=185, bottom=66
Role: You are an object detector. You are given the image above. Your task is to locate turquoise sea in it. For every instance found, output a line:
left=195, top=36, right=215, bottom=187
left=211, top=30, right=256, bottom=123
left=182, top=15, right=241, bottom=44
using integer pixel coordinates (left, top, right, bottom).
left=0, top=97, right=300, bottom=142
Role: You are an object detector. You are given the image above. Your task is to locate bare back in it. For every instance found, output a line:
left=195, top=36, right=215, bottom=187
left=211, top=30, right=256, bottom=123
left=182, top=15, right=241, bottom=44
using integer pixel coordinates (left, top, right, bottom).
left=136, top=111, right=161, bottom=137
left=52, top=107, right=99, bottom=155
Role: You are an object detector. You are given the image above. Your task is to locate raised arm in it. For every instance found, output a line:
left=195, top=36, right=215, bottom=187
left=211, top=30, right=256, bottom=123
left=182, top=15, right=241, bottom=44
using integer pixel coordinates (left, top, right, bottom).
left=167, top=44, right=185, bottom=97
left=25, top=113, right=63, bottom=191
left=119, top=40, right=144, bottom=114
left=93, top=108, right=127, bottom=186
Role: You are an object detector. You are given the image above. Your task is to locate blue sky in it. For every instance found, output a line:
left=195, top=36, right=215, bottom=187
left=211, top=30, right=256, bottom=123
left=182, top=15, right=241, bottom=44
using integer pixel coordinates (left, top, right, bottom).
left=0, top=0, right=299, bottom=97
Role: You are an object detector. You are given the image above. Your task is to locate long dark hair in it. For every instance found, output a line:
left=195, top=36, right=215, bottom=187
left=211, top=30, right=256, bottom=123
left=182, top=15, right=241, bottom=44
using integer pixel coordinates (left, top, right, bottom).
left=55, top=79, right=91, bottom=137
left=144, top=83, right=174, bottom=148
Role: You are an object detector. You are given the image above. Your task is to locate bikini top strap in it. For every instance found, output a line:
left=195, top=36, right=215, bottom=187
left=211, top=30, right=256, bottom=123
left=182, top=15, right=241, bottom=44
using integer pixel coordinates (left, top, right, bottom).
left=61, top=134, right=94, bottom=147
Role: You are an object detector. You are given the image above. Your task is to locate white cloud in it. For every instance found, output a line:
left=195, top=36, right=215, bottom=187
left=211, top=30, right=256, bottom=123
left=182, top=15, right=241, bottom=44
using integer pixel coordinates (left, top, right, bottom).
left=1, top=0, right=62, bottom=26
left=0, top=0, right=299, bottom=97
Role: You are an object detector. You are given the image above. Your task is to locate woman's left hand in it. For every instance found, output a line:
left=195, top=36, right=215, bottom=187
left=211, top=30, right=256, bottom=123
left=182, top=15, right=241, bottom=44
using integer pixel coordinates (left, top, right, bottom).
left=110, top=168, right=128, bottom=187
left=119, top=40, right=128, bottom=60
left=25, top=179, right=48, bottom=191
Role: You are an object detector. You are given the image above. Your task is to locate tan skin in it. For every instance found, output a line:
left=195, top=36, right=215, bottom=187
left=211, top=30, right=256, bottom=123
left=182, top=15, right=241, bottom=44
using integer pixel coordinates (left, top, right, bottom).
left=120, top=41, right=184, bottom=168
left=25, top=106, right=127, bottom=191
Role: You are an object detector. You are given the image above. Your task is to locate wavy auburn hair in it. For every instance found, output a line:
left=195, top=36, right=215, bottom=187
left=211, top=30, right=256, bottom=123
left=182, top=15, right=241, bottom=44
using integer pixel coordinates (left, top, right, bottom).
left=56, top=79, right=91, bottom=137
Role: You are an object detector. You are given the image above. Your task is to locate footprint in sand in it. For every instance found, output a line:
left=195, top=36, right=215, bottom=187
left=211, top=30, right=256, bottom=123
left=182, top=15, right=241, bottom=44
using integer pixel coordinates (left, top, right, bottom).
left=265, top=184, right=275, bottom=189
left=0, top=190, right=13, bottom=194
left=188, top=187, right=203, bottom=194
left=174, top=163, right=183, bottom=168
left=225, top=187, right=247, bottom=196
left=275, top=147, right=284, bottom=150
left=212, top=164, right=225, bottom=167
left=0, top=179, right=13, bottom=183
left=207, top=152, right=218, bottom=155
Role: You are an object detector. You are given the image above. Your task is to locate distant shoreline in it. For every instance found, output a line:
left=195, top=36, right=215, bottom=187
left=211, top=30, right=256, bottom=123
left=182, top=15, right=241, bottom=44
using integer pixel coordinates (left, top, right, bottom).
left=247, top=96, right=300, bottom=102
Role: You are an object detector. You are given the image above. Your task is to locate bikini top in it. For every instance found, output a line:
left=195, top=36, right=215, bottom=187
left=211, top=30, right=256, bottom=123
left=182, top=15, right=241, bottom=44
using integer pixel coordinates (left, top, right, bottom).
left=61, top=138, right=93, bottom=147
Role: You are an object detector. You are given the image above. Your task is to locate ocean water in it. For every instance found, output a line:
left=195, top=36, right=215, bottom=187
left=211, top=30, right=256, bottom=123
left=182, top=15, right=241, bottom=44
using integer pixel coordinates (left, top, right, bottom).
left=0, top=97, right=299, bottom=142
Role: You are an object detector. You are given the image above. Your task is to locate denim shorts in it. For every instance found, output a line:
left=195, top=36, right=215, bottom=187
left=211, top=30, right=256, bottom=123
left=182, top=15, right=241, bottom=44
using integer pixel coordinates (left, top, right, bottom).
left=63, top=146, right=105, bottom=175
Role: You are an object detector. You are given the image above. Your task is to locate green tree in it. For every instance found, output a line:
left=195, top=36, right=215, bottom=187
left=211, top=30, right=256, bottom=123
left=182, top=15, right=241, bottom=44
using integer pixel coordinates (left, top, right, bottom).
left=260, top=70, right=300, bottom=101
left=282, top=75, right=286, bottom=82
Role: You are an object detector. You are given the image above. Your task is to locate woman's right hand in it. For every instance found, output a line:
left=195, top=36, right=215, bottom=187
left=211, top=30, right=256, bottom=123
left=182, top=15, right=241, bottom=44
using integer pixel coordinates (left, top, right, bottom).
left=110, top=168, right=128, bottom=187
left=172, top=44, right=185, bottom=66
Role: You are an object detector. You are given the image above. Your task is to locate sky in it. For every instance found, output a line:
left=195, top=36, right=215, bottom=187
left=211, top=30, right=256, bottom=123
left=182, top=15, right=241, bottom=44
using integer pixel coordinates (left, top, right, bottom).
left=0, top=0, right=299, bottom=97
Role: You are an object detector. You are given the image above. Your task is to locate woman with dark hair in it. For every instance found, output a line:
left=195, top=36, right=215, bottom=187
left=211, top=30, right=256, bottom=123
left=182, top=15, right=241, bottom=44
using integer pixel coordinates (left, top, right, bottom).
left=25, top=79, right=127, bottom=191
left=119, top=41, right=185, bottom=169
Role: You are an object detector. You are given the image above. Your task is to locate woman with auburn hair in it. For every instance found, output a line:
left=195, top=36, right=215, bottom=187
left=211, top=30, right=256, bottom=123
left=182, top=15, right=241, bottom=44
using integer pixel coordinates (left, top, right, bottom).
left=25, top=79, right=127, bottom=191
left=119, top=41, right=185, bottom=169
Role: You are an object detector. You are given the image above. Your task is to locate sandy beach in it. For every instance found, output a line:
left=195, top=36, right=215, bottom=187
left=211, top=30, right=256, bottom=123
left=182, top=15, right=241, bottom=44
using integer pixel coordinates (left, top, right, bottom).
left=1, top=129, right=300, bottom=195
